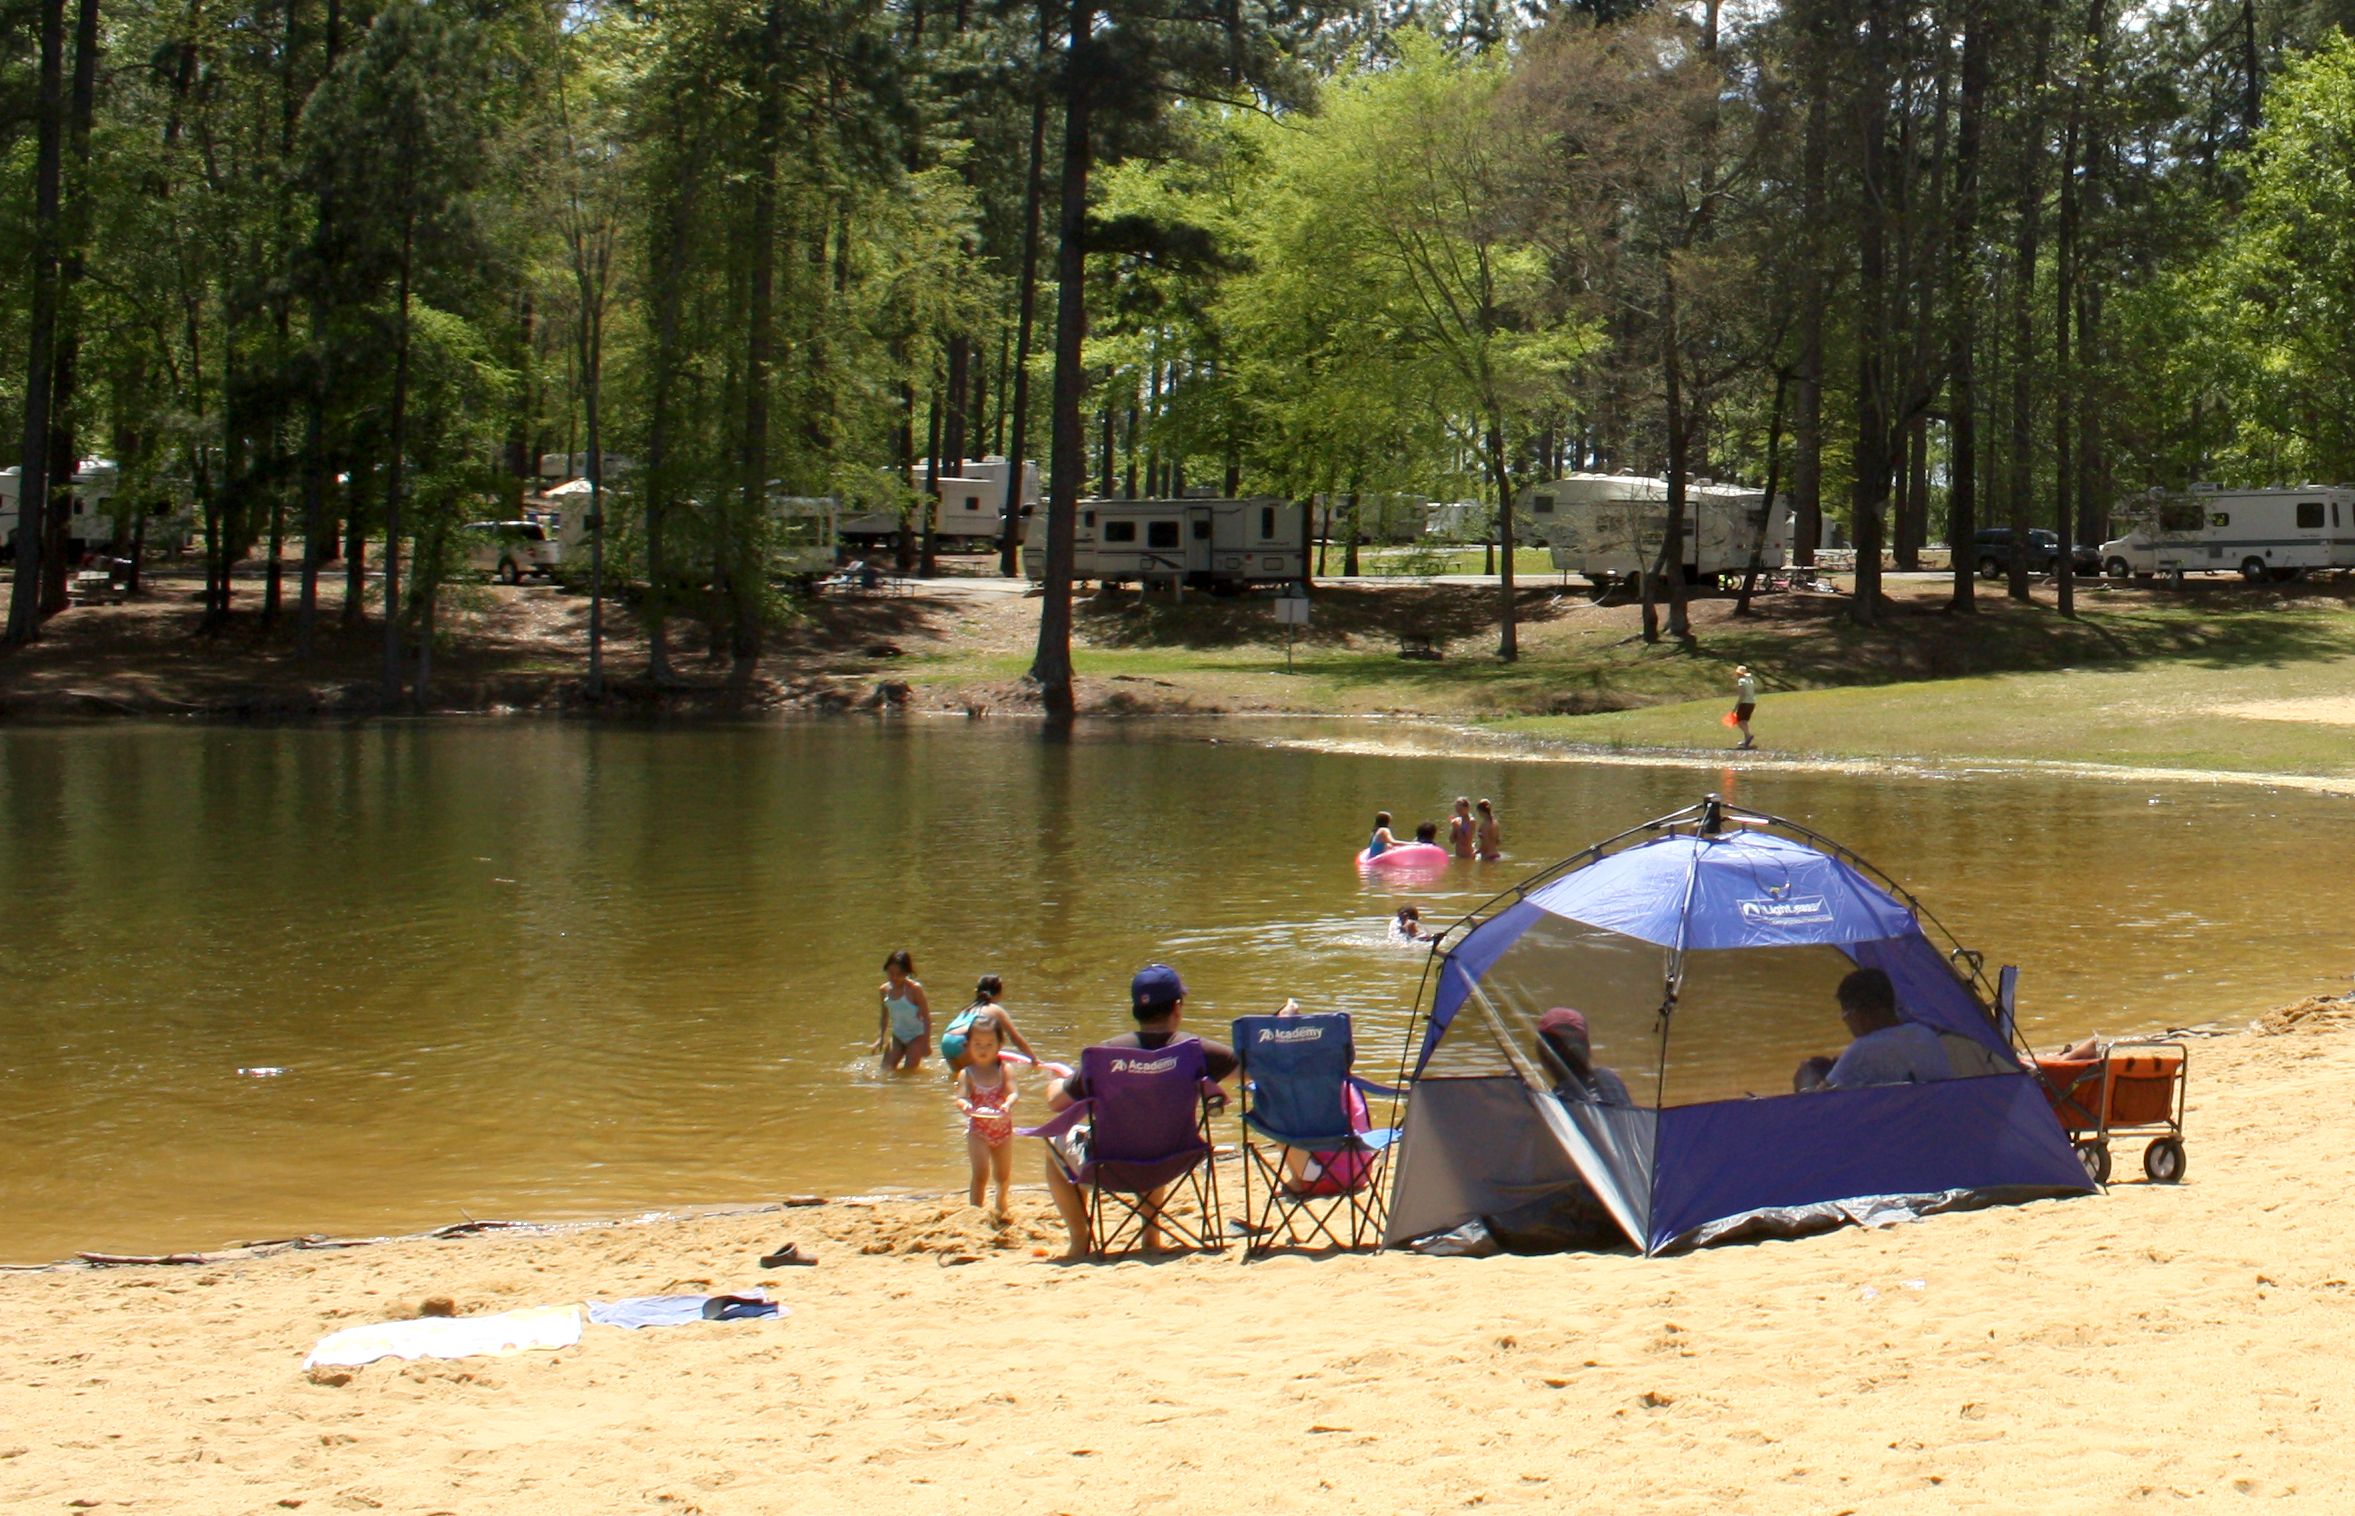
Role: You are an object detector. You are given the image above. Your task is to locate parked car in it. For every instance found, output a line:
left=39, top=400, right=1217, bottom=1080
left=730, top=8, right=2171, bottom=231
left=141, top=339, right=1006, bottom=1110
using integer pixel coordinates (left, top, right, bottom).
left=464, top=520, right=562, bottom=583
left=1972, top=526, right=2100, bottom=579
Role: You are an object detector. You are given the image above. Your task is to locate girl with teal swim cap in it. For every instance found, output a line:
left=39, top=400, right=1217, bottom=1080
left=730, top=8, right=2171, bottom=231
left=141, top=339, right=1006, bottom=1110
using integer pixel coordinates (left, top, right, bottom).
left=941, top=975, right=1041, bottom=1075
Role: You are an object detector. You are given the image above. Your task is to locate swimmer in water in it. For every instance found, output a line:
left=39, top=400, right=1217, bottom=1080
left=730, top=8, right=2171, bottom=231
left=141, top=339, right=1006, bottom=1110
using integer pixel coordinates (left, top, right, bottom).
left=876, top=949, right=932, bottom=1073
left=1413, top=820, right=1440, bottom=845
left=1393, top=904, right=1433, bottom=941
left=1475, top=798, right=1502, bottom=861
left=1366, top=811, right=1398, bottom=858
left=1448, top=797, right=1476, bottom=858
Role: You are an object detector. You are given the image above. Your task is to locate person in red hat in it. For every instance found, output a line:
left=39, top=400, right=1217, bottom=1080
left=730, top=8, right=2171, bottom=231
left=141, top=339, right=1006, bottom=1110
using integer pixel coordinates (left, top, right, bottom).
left=1534, top=1007, right=1633, bottom=1106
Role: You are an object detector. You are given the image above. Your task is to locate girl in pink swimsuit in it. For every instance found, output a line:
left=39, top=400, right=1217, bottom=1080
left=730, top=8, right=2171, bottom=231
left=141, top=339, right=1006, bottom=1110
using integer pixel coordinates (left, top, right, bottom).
left=956, top=1019, right=1020, bottom=1223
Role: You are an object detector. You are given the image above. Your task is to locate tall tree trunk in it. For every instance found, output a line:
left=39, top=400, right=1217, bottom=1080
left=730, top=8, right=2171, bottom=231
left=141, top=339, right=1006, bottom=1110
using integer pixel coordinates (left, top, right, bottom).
left=1028, top=0, right=1093, bottom=724
left=2075, top=0, right=2109, bottom=552
left=2239, top=0, right=2260, bottom=142
left=735, top=0, right=786, bottom=668
left=1792, top=7, right=1829, bottom=567
left=999, top=49, right=1048, bottom=578
left=1488, top=420, right=1519, bottom=659
left=1946, top=0, right=1986, bottom=614
left=1850, top=0, right=1894, bottom=626
left=1652, top=274, right=1691, bottom=641
left=2006, top=5, right=2054, bottom=603
left=299, top=0, right=340, bottom=653
left=381, top=225, right=412, bottom=702
left=343, top=475, right=365, bottom=627
left=921, top=383, right=942, bottom=574
left=645, top=127, right=694, bottom=686
left=2053, top=61, right=2080, bottom=621
left=7, top=0, right=68, bottom=646
left=1735, top=369, right=1788, bottom=616
left=37, top=0, right=99, bottom=623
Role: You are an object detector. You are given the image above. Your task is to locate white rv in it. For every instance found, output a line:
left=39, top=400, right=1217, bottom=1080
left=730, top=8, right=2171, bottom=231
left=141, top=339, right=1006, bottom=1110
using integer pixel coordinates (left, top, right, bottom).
left=0, top=459, right=120, bottom=560
left=915, top=458, right=1038, bottom=546
left=1022, top=497, right=1307, bottom=590
left=2098, top=485, right=2355, bottom=581
left=1517, top=472, right=1790, bottom=585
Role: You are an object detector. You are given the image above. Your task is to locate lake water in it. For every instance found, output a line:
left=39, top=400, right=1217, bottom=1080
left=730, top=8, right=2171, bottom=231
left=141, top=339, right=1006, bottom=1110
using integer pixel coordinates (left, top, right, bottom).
left=1, top=718, right=2347, bottom=1263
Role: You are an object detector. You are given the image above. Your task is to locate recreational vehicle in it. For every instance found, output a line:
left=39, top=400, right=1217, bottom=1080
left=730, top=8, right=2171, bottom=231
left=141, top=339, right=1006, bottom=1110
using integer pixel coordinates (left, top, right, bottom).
left=532, top=487, right=837, bottom=581
left=1022, top=497, right=1308, bottom=591
left=2097, top=485, right=2355, bottom=581
left=1516, top=472, right=1789, bottom=585
left=914, top=458, right=1039, bottom=547
left=837, top=458, right=1039, bottom=547
left=0, top=459, right=120, bottom=561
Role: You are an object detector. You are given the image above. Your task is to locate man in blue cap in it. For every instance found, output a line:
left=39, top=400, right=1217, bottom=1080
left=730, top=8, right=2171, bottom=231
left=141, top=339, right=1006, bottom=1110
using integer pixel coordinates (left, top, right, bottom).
left=1038, top=963, right=1238, bottom=1256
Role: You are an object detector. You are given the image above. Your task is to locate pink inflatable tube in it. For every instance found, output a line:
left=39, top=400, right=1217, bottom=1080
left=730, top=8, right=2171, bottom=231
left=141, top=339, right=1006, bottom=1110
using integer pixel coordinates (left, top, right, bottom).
left=1356, top=842, right=1453, bottom=870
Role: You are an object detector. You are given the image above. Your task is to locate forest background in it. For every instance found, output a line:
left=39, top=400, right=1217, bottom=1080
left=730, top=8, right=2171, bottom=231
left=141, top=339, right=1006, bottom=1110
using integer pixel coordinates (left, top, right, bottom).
left=2, top=0, right=2353, bottom=715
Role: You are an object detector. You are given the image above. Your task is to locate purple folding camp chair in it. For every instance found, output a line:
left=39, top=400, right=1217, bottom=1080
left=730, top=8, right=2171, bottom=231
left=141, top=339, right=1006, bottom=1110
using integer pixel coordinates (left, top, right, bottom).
left=1018, top=1039, right=1225, bottom=1257
left=1232, top=1013, right=1403, bottom=1257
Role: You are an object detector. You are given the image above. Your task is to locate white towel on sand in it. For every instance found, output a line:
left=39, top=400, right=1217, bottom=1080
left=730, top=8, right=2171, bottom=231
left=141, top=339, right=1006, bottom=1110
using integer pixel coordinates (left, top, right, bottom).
left=303, top=1305, right=582, bottom=1369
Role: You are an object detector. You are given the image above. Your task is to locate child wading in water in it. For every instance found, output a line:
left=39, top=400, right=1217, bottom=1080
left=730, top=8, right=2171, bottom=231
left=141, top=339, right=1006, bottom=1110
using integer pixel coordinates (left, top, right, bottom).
left=956, top=1020, right=1019, bottom=1222
left=875, top=950, right=932, bottom=1073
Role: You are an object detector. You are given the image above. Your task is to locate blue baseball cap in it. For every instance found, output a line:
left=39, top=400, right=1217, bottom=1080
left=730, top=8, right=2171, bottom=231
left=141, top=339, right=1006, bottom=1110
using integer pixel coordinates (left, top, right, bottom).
left=1130, top=963, right=1186, bottom=1013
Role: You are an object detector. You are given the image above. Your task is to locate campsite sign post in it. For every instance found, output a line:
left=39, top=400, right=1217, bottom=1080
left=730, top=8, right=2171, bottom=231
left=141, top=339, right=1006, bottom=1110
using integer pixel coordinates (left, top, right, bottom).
left=1273, top=588, right=1311, bottom=672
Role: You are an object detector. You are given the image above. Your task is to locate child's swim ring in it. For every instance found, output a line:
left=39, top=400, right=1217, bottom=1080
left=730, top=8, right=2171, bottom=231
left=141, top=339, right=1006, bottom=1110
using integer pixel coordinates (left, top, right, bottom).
left=1356, top=842, right=1452, bottom=870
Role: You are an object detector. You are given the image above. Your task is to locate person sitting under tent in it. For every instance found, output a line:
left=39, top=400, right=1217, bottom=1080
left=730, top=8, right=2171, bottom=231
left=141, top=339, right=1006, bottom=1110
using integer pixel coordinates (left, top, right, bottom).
left=1794, top=967, right=1953, bottom=1092
left=1533, top=1008, right=1634, bottom=1106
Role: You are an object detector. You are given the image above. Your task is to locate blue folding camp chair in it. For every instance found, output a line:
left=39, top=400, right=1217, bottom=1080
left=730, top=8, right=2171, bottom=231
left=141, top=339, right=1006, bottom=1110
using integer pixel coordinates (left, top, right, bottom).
left=1019, top=1040, right=1226, bottom=1257
left=1231, top=1013, right=1403, bottom=1257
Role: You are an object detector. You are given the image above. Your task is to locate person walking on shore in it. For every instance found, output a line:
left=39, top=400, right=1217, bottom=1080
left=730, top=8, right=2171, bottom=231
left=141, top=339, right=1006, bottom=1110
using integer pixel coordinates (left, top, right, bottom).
left=1475, top=799, right=1503, bottom=861
left=955, top=1019, right=1019, bottom=1223
left=875, top=950, right=932, bottom=1073
left=1731, top=666, right=1758, bottom=750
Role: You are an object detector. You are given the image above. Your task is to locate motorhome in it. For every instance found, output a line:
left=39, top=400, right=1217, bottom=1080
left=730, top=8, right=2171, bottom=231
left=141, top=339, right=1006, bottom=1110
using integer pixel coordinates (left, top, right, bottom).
left=1516, top=472, right=1790, bottom=585
left=1022, top=497, right=1308, bottom=591
left=2097, top=485, right=2355, bottom=581
left=0, top=459, right=119, bottom=561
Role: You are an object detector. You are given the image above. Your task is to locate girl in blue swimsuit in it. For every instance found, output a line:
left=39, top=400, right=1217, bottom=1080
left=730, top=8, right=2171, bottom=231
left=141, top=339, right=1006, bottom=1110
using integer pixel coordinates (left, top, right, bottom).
left=940, top=975, right=1042, bottom=1075
left=875, top=950, right=932, bottom=1073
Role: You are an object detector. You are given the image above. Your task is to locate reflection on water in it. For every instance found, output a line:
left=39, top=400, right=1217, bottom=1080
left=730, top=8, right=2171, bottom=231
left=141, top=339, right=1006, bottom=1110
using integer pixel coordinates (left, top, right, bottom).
left=0, top=718, right=2347, bottom=1261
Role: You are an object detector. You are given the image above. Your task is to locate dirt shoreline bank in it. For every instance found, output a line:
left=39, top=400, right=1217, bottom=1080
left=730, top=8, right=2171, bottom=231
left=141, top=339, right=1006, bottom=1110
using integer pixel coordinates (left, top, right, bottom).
left=2, top=1006, right=2346, bottom=1513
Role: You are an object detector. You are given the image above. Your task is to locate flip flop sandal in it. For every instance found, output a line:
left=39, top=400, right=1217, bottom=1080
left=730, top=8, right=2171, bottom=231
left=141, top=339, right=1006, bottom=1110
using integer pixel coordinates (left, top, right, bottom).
left=759, top=1242, right=817, bottom=1268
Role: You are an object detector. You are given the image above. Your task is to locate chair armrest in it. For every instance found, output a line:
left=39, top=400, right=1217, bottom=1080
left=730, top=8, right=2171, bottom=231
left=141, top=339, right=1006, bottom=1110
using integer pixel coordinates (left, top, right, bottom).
left=1199, top=1079, right=1229, bottom=1115
left=1348, top=1075, right=1407, bottom=1099
left=1016, top=1101, right=1091, bottom=1141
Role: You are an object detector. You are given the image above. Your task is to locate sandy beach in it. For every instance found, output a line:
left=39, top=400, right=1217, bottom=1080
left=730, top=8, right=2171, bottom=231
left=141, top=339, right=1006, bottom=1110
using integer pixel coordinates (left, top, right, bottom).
left=2, top=1005, right=2347, bottom=1514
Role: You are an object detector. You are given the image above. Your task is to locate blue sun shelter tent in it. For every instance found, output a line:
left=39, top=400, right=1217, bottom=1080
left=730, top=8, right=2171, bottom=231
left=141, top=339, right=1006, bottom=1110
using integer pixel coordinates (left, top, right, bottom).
left=1384, top=798, right=2094, bottom=1255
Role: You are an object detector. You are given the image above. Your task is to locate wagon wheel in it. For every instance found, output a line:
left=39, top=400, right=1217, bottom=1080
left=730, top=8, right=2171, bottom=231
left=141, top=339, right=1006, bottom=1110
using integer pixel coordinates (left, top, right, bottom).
left=2142, top=1137, right=2186, bottom=1185
left=2076, top=1140, right=2112, bottom=1186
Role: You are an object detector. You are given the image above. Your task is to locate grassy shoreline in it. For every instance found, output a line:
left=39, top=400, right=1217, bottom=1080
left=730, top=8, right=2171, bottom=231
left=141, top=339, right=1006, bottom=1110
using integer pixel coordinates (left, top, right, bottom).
left=7, top=570, right=2355, bottom=785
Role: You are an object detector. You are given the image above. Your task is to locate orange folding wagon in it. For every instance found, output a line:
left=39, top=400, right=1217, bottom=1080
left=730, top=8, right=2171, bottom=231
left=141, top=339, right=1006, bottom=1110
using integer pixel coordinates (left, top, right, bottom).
left=2032, top=1037, right=2188, bottom=1186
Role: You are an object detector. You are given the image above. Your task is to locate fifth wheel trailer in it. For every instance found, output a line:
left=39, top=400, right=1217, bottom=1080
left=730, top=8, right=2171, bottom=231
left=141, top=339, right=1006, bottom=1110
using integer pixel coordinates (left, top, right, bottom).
left=1022, top=498, right=1308, bottom=590
left=1515, top=473, right=1790, bottom=585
